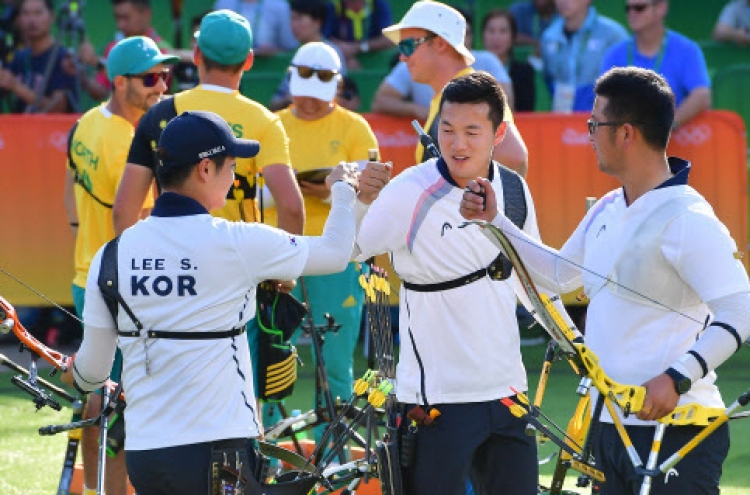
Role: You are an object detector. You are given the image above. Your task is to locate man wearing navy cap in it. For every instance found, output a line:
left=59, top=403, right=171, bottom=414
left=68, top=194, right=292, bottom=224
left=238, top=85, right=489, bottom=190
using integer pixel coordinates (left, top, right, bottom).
left=63, top=35, right=178, bottom=495
left=65, top=110, right=360, bottom=495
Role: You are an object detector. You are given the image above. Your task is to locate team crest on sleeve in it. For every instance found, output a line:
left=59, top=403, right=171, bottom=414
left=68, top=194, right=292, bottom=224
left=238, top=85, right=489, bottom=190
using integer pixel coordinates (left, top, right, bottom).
left=289, top=236, right=298, bottom=247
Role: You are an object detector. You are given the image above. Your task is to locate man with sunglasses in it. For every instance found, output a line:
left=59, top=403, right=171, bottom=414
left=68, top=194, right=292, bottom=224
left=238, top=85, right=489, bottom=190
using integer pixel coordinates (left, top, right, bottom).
left=461, top=66, right=750, bottom=494
left=382, top=0, right=529, bottom=176
left=63, top=35, right=178, bottom=495
left=600, top=0, right=711, bottom=129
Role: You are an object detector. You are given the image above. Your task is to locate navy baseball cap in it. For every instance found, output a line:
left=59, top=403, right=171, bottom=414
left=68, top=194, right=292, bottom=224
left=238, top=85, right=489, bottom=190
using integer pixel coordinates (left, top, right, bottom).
left=157, top=111, right=260, bottom=168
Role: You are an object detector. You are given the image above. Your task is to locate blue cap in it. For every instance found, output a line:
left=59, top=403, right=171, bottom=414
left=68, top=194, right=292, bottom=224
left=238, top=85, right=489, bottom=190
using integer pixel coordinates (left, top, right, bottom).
left=196, top=10, right=253, bottom=65
left=106, top=36, right=179, bottom=82
left=157, top=111, right=260, bottom=168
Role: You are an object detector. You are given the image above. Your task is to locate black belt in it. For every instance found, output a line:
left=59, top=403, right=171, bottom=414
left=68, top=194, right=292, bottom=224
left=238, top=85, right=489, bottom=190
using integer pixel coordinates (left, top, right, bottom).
left=117, top=327, right=245, bottom=339
left=402, top=253, right=512, bottom=293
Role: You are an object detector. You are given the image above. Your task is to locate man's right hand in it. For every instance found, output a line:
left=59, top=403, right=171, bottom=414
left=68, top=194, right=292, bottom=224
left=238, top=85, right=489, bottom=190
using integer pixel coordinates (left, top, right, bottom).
left=460, top=177, right=498, bottom=222
left=358, top=161, right=392, bottom=205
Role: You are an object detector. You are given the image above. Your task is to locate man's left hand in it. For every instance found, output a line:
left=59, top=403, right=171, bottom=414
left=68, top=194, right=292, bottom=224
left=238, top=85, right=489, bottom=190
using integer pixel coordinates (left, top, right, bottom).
left=638, top=373, right=680, bottom=421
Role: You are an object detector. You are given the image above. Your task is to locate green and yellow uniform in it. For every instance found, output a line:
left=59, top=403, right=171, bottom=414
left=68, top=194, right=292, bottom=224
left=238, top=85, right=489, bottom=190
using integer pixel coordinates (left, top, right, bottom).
left=128, top=84, right=291, bottom=222
left=68, top=103, right=154, bottom=289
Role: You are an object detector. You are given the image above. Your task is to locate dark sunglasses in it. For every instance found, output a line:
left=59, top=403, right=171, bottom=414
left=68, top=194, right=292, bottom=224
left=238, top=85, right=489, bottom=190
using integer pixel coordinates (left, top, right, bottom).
left=625, top=3, right=653, bottom=13
left=292, top=65, right=338, bottom=83
left=125, top=70, right=170, bottom=87
left=397, top=34, right=437, bottom=57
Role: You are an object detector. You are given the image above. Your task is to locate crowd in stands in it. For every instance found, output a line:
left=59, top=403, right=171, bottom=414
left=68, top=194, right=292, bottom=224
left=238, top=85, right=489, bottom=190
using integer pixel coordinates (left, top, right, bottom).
left=0, top=0, right=746, bottom=125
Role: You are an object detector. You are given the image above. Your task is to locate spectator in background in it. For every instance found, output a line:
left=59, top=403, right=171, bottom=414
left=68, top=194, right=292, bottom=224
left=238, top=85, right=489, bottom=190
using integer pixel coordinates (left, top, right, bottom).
left=337, top=74, right=360, bottom=111
left=75, top=0, right=173, bottom=101
left=713, top=0, right=750, bottom=45
left=0, top=0, right=21, bottom=112
left=170, top=12, right=208, bottom=92
left=324, top=0, right=393, bottom=70
left=269, top=0, right=345, bottom=111
left=601, top=0, right=711, bottom=129
left=214, top=0, right=298, bottom=56
left=0, top=0, right=77, bottom=112
left=371, top=7, right=515, bottom=125
left=264, top=41, right=379, bottom=432
left=541, top=0, right=627, bottom=113
left=482, top=9, right=536, bottom=112
left=380, top=1, right=528, bottom=176
left=509, top=0, right=558, bottom=48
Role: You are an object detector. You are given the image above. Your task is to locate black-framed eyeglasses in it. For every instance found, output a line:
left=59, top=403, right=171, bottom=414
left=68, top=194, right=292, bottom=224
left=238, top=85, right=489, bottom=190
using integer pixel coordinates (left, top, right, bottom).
left=397, top=34, right=437, bottom=57
left=292, top=65, right=339, bottom=83
left=625, top=3, right=654, bottom=13
left=125, top=70, right=170, bottom=87
left=587, top=119, right=633, bottom=135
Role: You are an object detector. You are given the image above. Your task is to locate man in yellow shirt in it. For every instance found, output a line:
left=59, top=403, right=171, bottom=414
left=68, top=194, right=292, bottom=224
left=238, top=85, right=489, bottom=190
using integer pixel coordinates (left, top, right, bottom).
left=382, top=1, right=529, bottom=177
left=63, top=35, right=178, bottom=495
left=112, top=9, right=304, bottom=235
left=264, top=41, right=379, bottom=427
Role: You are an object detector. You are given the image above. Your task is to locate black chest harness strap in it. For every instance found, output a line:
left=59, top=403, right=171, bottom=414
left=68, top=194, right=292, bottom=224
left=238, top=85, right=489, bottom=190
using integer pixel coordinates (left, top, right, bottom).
left=98, top=238, right=244, bottom=339
left=402, top=165, right=528, bottom=293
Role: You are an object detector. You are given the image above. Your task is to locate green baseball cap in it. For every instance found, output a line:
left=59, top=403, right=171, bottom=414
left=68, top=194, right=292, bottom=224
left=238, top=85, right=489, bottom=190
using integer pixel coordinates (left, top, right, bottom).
left=195, top=9, right=253, bottom=65
left=106, top=36, right=180, bottom=83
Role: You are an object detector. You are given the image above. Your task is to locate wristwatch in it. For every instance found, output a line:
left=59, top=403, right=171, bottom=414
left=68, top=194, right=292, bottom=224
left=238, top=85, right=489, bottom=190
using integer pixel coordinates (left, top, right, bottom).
left=664, top=367, right=691, bottom=395
left=359, top=41, right=370, bottom=53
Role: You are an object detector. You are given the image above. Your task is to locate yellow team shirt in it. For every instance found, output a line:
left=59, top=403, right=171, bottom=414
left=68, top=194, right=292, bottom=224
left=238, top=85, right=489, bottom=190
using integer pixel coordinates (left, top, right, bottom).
left=268, top=104, right=378, bottom=235
left=416, top=67, right=515, bottom=163
left=175, top=85, right=291, bottom=222
left=69, top=104, right=154, bottom=287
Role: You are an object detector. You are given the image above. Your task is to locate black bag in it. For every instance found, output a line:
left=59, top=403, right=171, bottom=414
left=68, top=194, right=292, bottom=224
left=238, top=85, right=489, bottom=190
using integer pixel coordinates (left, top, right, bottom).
left=256, top=283, right=307, bottom=402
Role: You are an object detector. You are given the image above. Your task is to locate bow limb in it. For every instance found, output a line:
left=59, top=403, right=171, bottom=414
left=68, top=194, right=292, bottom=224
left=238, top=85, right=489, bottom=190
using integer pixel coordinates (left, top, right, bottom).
left=0, top=294, right=71, bottom=371
left=473, top=221, right=648, bottom=416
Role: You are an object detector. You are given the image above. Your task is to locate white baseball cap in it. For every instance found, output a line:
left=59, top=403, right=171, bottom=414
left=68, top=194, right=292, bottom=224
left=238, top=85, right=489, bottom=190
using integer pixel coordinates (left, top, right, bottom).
left=382, top=1, right=475, bottom=66
left=289, top=42, right=342, bottom=102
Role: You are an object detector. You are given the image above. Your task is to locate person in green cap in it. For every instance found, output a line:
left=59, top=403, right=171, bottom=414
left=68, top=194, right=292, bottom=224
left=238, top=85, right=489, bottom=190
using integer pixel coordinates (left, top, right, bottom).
left=63, top=35, right=179, bottom=495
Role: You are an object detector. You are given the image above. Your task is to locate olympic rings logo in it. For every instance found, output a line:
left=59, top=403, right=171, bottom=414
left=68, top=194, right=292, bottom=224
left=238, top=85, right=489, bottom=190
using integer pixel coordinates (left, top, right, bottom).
left=49, top=131, right=68, bottom=152
left=672, top=124, right=712, bottom=146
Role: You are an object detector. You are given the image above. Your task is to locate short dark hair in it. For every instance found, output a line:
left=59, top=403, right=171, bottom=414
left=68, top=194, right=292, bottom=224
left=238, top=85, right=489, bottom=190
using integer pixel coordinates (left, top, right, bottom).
left=112, top=0, right=151, bottom=8
left=439, top=71, right=506, bottom=131
left=290, top=0, right=328, bottom=24
left=594, top=67, right=674, bottom=150
left=155, top=149, right=228, bottom=189
left=201, top=54, right=245, bottom=74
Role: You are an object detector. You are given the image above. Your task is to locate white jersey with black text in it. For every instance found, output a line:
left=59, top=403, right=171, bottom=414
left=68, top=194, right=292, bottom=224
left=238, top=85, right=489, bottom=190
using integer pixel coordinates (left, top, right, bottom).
left=561, top=164, right=750, bottom=425
left=355, top=158, right=541, bottom=405
left=83, top=193, right=310, bottom=450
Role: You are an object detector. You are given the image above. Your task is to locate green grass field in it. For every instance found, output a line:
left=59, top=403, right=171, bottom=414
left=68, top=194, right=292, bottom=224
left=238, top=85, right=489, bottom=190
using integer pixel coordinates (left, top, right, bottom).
left=1, top=340, right=749, bottom=494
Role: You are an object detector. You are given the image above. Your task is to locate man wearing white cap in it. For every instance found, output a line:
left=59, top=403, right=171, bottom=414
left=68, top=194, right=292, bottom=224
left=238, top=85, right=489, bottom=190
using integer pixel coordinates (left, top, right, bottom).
left=382, top=0, right=529, bottom=176
left=263, top=42, right=387, bottom=429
